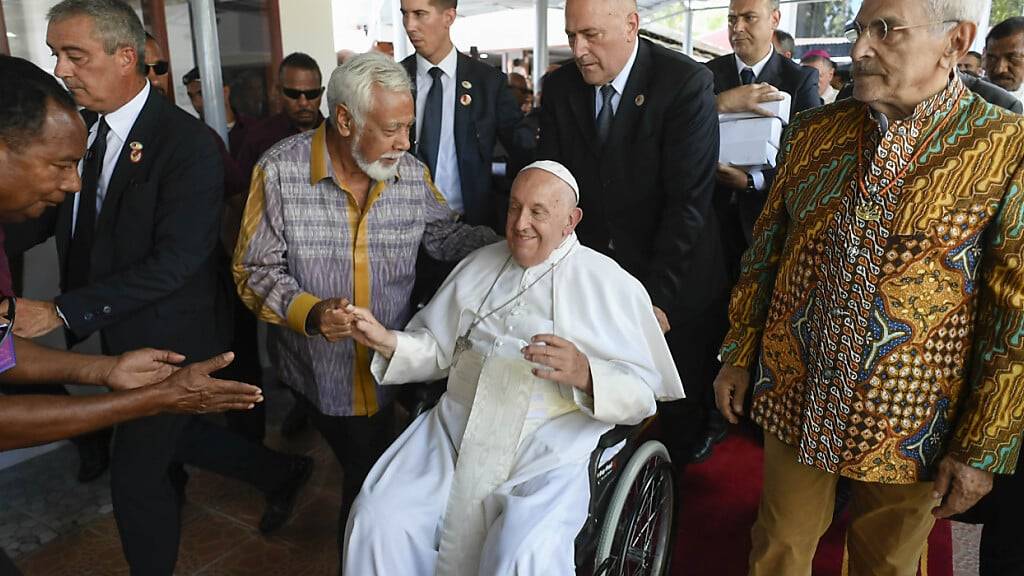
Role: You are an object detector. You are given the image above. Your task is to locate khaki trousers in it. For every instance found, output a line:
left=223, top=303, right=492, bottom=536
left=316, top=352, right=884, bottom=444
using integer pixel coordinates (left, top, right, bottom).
left=749, top=434, right=938, bottom=576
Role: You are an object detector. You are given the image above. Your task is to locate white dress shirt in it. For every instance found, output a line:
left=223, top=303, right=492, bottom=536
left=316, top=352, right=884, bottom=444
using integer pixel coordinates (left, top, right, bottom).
left=733, top=47, right=775, bottom=191
left=73, top=81, right=150, bottom=233
left=593, top=40, right=640, bottom=118
left=415, top=47, right=463, bottom=212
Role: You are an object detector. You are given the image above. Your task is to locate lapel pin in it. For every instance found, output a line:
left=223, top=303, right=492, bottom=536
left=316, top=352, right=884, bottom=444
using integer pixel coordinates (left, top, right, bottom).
left=461, top=80, right=472, bottom=90
left=460, top=93, right=472, bottom=107
left=129, top=141, right=143, bottom=163
left=635, top=94, right=645, bottom=107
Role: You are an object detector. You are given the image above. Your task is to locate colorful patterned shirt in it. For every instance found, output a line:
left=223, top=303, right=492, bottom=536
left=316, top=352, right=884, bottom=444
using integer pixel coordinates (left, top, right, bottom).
left=233, top=124, right=499, bottom=417
left=721, top=76, right=1024, bottom=483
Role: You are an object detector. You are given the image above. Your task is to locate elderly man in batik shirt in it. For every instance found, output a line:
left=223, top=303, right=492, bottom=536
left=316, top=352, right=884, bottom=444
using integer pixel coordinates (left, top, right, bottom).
left=232, top=52, right=498, bottom=567
left=712, top=0, right=1024, bottom=574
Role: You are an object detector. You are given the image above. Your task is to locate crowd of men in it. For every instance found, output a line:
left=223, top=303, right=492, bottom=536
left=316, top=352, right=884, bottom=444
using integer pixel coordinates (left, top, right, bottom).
left=1, top=0, right=1024, bottom=574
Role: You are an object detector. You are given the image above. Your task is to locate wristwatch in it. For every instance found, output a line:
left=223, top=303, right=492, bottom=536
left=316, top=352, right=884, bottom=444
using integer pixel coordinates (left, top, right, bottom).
left=745, top=173, right=756, bottom=193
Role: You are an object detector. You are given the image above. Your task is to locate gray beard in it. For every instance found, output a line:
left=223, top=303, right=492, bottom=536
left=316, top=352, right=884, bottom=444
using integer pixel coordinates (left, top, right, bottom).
left=352, top=129, right=400, bottom=182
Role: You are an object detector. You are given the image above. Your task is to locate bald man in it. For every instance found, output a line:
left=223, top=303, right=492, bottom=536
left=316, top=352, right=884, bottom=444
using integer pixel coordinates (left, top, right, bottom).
left=342, top=162, right=683, bottom=575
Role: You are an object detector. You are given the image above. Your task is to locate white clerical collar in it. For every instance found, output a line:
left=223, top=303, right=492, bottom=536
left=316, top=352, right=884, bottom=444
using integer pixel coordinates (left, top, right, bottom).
left=416, top=45, right=457, bottom=81
left=735, top=47, right=773, bottom=80
left=101, top=81, right=150, bottom=144
left=515, top=233, right=579, bottom=273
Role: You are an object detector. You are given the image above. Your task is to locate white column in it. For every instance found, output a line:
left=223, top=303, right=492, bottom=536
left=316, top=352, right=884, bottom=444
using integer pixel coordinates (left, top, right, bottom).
left=974, top=0, right=993, bottom=53
left=279, top=0, right=338, bottom=116
left=391, top=0, right=410, bottom=61
left=683, top=0, right=693, bottom=56
left=190, top=0, right=228, bottom=146
left=533, top=0, right=548, bottom=95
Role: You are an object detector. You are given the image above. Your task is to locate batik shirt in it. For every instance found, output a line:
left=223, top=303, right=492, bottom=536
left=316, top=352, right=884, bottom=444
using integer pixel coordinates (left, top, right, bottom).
left=233, top=124, right=497, bottom=417
left=721, top=76, right=1024, bottom=483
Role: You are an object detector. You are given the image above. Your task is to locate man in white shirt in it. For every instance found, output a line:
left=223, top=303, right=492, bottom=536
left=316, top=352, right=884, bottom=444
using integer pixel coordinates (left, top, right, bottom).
left=342, top=161, right=683, bottom=575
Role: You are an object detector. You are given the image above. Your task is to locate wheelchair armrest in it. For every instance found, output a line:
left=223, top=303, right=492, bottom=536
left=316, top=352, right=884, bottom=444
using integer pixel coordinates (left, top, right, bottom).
left=596, top=424, right=635, bottom=449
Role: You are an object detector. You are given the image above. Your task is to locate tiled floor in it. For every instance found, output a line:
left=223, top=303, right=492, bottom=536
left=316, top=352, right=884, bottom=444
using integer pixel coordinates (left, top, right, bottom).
left=2, top=378, right=985, bottom=576
left=4, top=379, right=343, bottom=575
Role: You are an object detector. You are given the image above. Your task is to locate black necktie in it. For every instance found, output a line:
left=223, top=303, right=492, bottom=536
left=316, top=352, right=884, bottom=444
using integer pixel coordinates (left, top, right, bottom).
left=418, top=67, right=444, bottom=178
left=596, top=84, right=616, bottom=145
left=740, top=67, right=756, bottom=85
left=67, top=116, right=109, bottom=290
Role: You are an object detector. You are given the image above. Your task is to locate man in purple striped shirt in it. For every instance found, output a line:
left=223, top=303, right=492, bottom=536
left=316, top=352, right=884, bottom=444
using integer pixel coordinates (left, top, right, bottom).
left=233, top=52, right=498, bottom=569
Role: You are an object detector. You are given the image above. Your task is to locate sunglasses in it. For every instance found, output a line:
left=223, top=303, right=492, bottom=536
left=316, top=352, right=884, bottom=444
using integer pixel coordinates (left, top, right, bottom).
left=282, top=86, right=324, bottom=100
left=145, top=61, right=169, bottom=76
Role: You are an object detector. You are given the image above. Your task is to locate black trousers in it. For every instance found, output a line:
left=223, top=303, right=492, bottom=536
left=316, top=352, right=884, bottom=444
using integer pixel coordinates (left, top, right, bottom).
left=218, top=294, right=266, bottom=443
left=111, top=414, right=294, bottom=576
left=309, top=403, right=395, bottom=574
left=657, top=295, right=731, bottom=459
left=0, top=548, right=19, bottom=576
left=956, top=439, right=1024, bottom=576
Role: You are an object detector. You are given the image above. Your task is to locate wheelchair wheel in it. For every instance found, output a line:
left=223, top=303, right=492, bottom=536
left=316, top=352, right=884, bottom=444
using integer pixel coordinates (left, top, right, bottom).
left=593, top=440, right=674, bottom=576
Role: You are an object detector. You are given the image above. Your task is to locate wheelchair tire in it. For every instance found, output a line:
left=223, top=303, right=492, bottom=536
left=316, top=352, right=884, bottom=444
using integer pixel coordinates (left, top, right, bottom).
left=593, top=440, right=674, bottom=576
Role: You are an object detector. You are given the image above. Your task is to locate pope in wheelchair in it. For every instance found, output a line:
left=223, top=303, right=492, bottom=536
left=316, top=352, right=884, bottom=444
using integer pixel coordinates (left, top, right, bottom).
left=342, top=161, right=683, bottom=575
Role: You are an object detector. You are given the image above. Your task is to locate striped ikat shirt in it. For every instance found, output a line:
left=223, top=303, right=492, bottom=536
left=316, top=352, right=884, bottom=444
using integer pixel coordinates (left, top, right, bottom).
left=233, top=124, right=499, bottom=417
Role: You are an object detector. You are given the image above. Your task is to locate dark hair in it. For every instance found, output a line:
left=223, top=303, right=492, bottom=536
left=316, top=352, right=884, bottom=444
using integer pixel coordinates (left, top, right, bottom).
left=279, top=52, right=322, bottom=83
left=965, top=50, right=983, bottom=60
left=0, top=56, right=79, bottom=147
left=773, top=29, right=795, bottom=56
left=431, top=0, right=457, bottom=8
left=801, top=54, right=836, bottom=70
left=987, top=17, right=1024, bottom=44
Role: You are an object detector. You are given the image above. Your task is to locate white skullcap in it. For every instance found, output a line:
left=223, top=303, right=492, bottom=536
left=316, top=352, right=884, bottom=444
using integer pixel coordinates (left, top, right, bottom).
left=521, top=160, right=580, bottom=203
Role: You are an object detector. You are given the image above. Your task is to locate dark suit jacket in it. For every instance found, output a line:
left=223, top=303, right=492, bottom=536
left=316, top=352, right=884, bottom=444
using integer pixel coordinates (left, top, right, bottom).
left=705, top=51, right=820, bottom=252
left=402, top=51, right=534, bottom=230
left=537, top=39, right=725, bottom=325
left=6, top=88, right=230, bottom=360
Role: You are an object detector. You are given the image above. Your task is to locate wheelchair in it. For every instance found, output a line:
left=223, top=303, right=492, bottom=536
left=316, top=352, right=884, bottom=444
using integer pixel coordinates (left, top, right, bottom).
left=574, top=418, right=676, bottom=576
left=401, top=385, right=677, bottom=576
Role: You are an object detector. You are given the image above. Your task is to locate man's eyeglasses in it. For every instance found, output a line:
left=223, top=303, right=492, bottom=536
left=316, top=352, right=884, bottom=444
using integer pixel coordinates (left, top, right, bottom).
left=145, top=61, right=169, bottom=76
left=282, top=87, right=325, bottom=100
left=843, top=19, right=959, bottom=43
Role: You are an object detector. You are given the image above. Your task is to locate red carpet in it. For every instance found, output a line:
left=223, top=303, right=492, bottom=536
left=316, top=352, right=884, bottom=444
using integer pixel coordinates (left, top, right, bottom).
left=672, top=428, right=953, bottom=576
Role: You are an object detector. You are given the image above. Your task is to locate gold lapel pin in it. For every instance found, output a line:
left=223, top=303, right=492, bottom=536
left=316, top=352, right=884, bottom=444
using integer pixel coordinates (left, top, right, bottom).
left=460, top=93, right=472, bottom=107
left=129, top=141, right=143, bottom=163
left=635, top=94, right=645, bottom=107
left=461, top=80, right=472, bottom=90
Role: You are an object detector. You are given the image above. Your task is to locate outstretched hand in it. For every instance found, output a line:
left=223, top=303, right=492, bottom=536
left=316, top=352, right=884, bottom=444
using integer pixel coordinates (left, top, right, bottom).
left=106, top=348, right=185, bottom=390
left=157, top=352, right=264, bottom=414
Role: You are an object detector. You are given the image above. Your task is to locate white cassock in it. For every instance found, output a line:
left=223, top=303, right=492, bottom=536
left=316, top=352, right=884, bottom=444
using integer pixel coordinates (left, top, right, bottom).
left=344, top=233, right=683, bottom=576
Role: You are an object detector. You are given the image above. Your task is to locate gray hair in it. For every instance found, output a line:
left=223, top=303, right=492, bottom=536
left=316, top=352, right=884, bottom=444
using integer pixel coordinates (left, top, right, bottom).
left=924, top=0, right=983, bottom=25
left=48, top=0, right=146, bottom=75
left=326, top=52, right=412, bottom=128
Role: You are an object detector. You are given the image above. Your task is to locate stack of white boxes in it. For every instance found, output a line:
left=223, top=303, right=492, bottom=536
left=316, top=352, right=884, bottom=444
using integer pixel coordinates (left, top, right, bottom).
left=718, top=92, right=792, bottom=170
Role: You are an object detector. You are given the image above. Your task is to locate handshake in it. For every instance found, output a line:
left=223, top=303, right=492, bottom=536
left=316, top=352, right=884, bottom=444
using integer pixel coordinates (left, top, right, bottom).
left=305, top=298, right=397, bottom=358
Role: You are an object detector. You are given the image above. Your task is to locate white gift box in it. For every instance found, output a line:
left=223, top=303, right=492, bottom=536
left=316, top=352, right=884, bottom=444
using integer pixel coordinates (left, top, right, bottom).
left=717, top=91, right=791, bottom=168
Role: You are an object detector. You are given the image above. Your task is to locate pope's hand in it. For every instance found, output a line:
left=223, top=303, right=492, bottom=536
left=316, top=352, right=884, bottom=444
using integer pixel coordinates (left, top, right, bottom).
left=346, top=305, right=397, bottom=359
left=522, top=334, right=592, bottom=395
left=307, top=297, right=353, bottom=342
left=13, top=298, right=63, bottom=338
left=716, top=83, right=784, bottom=117
left=713, top=364, right=750, bottom=424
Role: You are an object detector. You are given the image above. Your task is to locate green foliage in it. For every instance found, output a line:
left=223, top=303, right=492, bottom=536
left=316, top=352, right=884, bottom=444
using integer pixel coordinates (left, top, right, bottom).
left=991, top=0, right=1024, bottom=24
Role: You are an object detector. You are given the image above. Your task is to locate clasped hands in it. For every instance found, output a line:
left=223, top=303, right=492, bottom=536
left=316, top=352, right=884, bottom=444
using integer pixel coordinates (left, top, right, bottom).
left=345, top=305, right=594, bottom=395
left=306, top=297, right=358, bottom=342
